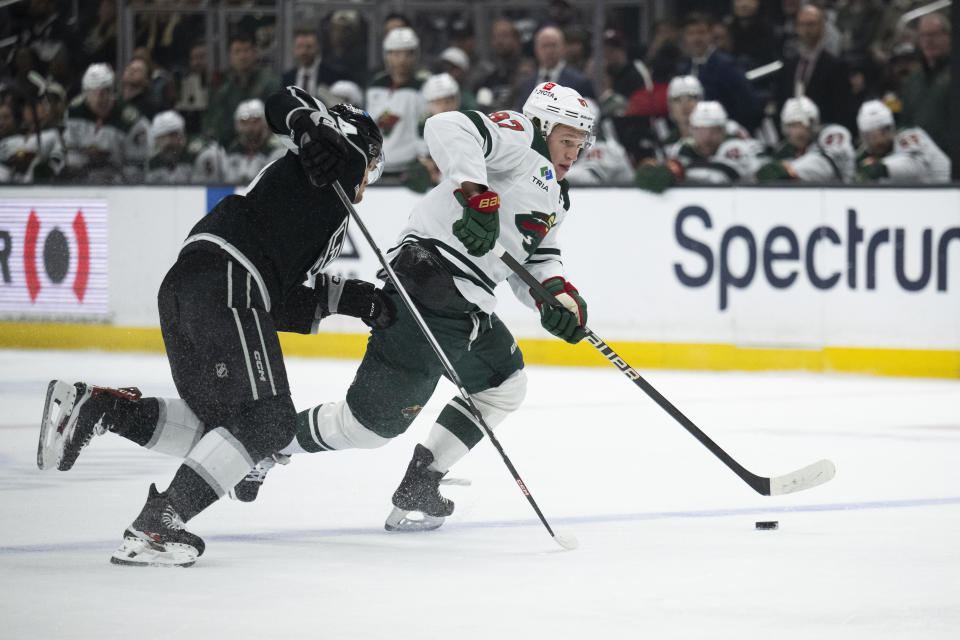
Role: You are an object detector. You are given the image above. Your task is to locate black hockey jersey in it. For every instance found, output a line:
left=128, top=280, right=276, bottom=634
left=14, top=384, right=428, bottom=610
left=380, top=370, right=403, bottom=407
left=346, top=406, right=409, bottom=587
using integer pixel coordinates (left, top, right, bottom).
left=181, top=86, right=353, bottom=331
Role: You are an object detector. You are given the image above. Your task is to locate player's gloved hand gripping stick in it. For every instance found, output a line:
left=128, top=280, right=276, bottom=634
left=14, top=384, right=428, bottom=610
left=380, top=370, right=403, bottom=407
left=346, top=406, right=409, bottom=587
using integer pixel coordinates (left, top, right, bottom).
left=493, top=241, right=836, bottom=497
left=331, top=181, right=577, bottom=551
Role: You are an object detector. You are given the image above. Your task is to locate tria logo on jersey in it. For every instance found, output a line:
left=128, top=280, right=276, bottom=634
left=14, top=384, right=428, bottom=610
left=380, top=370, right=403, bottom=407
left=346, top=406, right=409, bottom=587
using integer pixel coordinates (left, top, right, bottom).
left=540, top=166, right=553, bottom=180
left=0, top=199, right=109, bottom=317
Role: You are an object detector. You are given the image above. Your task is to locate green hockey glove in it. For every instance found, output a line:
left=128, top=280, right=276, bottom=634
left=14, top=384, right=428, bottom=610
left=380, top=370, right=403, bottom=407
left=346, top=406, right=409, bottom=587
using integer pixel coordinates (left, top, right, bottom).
left=856, top=159, right=889, bottom=182
left=756, top=161, right=794, bottom=182
left=634, top=162, right=677, bottom=194
left=452, top=188, right=501, bottom=257
left=534, top=276, right=588, bottom=344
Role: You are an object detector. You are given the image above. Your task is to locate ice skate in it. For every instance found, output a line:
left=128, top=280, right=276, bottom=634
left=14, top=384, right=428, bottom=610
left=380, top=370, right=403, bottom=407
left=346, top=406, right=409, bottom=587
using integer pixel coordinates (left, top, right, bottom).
left=110, top=484, right=205, bottom=568
left=384, top=444, right=454, bottom=532
left=37, top=380, right=141, bottom=471
left=229, top=453, right=290, bottom=502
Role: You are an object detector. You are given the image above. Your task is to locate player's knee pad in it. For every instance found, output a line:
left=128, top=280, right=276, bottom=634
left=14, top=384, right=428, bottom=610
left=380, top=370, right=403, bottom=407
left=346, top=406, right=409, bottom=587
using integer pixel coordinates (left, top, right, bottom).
left=228, top=394, right=297, bottom=462
left=183, top=426, right=256, bottom=498
left=472, top=369, right=527, bottom=428
left=298, top=400, right=391, bottom=451
left=144, top=398, right=206, bottom=457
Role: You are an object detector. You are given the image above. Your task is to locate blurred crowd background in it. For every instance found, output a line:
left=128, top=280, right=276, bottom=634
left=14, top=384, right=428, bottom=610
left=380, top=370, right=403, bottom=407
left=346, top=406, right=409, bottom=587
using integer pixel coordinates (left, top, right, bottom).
left=0, top=0, right=955, bottom=189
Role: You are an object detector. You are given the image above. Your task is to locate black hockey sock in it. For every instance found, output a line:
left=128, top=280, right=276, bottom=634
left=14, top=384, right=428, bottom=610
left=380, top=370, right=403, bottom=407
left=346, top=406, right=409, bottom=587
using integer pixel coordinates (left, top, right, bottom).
left=165, top=465, right=219, bottom=522
left=108, top=397, right=160, bottom=446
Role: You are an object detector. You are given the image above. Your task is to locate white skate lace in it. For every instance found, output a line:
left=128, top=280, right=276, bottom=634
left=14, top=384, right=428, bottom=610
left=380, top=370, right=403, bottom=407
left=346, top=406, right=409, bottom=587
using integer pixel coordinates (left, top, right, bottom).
left=242, top=453, right=291, bottom=484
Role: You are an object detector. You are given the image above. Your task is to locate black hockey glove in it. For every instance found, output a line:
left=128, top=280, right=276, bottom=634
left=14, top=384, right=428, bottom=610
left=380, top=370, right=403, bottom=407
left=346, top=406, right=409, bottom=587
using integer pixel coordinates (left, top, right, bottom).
left=289, top=110, right=348, bottom=188
left=318, top=275, right=396, bottom=329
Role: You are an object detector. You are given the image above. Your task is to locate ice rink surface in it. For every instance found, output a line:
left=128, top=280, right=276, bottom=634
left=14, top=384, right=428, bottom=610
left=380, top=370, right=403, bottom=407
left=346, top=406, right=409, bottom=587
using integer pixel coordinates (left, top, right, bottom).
left=1, top=349, right=958, bottom=639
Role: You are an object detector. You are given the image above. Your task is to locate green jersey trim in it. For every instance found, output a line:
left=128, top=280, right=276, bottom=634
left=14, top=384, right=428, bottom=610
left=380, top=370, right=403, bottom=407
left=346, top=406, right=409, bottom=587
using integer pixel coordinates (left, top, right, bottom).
left=464, top=111, right=493, bottom=158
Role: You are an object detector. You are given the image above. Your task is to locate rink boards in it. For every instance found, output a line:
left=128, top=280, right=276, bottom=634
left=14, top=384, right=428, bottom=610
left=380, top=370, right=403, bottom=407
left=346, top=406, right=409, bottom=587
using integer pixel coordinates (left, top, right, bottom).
left=1, top=185, right=958, bottom=378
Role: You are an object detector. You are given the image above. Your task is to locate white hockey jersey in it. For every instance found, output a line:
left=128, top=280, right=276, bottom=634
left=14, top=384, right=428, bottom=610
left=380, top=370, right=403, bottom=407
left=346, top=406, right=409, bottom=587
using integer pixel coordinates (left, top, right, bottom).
left=388, top=109, right=570, bottom=314
left=146, top=137, right=224, bottom=184
left=63, top=98, right=150, bottom=183
left=0, top=129, right=64, bottom=183
left=787, top=124, right=856, bottom=182
left=221, top=138, right=285, bottom=185
left=669, top=136, right=766, bottom=185
left=366, top=73, right=427, bottom=174
left=564, top=139, right=633, bottom=186
left=876, top=128, right=951, bottom=183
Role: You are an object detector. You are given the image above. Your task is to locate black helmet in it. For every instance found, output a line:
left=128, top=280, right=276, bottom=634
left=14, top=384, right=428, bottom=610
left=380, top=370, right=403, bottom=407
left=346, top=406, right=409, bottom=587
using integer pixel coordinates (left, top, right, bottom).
left=329, top=103, right=384, bottom=186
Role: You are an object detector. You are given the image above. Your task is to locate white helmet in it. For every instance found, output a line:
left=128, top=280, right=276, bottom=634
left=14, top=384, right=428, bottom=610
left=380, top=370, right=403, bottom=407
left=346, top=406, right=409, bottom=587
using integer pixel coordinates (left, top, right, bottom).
left=667, top=75, right=703, bottom=100
left=330, top=80, right=364, bottom=107
left=234, top=98, right=265, bottom=121
left=522, top=81, right=595, bottom=140
left=151, top=110, right=185, bottom=137
left=856, top=100, right=894, bottom=133
left=422, top=73, right=459, bottom=101
left=690, top=101, right=727, bottom=128
left=82, top=63, right=114, bottom=91
left=781, top=96, right=820, bottom=128
left=383, top=27, right=419, bottom=52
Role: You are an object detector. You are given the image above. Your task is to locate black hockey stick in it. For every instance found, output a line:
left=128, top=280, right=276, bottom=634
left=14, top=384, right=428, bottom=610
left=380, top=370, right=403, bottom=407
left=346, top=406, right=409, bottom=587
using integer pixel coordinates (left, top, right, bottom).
left=494, top=242, right=836, bottom=496
left=331, top=182, right=576, bottom=550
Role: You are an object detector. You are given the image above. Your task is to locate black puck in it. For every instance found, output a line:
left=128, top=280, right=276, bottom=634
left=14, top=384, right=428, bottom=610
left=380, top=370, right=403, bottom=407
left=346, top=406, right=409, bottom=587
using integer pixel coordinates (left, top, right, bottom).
left=755, top=520, right=778, bottom=530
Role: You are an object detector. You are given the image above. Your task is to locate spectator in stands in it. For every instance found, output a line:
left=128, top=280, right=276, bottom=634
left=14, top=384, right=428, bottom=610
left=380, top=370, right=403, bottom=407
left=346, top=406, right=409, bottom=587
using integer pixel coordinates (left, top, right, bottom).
left=221, top=98, right=283, bottom=185
left=724, top=0, right=778, bottom=70
left=63, top=63, right=150, bottom=184
left=855, top=99, right=950, bottom=183
left=900, top=13, right=950, bottom=155
left=366, top=27, right=426, bottom=181
left=563, top=25, right=592, bottom=74
left=438, top=47, right=480, bottom=111
left=329, top=80, right=364, bottom=108
left=755, top=96, right=855, bottom=183
left=121, top=57, right=159, bottom=119
left=146, top=110, right=222, bottom=184
left=478, top=18, right=530, bottom=111
left=323, top=10, right=367, bottom=84
left=80, top=0, right=117, bottom=67
left=678, top=12, right=762, bottom=131
left=282, top=28, right=347, bottom=99
left=776, top=0, right=802, bottom=59
left=604, top=30, right=647, bottom=104
left=634, top=101, right=765, bottom=193
left=515, top=26, right=595, bottom=110
left=383, top=12, right=411, bottom=36
left=776, top=5, right=855, bottom=135
left=174, top=41, right=209, bottom=136
left=204, top=32, right=282, bottom=148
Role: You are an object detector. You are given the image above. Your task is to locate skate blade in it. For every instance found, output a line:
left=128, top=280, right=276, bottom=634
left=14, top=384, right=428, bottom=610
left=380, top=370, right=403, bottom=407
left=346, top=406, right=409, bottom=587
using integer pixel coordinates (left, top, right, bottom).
left=37, top=380, right=77, bottom=471
left=109, top=536, right=198, bottom=568
left=384, top=506, right=445, bottom=532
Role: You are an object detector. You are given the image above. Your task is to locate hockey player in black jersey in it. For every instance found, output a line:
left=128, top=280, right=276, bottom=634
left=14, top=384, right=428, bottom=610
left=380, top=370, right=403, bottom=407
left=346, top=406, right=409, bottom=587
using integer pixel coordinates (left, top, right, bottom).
left=36, top=87, right=392, bottom=567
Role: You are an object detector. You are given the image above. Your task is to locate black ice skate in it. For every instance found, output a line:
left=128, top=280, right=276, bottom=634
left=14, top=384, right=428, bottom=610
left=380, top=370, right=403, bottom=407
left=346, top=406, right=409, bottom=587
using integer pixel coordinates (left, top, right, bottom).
left=385, top=444, right=454, bottom=532
left=110, top=484, right=205, bottom=568
left=37, top=380, right=141, bottom=471
left=229, top=453, right=291, bottom=502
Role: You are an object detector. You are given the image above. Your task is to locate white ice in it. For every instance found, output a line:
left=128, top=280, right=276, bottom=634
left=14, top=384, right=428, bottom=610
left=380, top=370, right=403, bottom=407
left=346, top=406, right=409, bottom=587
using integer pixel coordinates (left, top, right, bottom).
left=1, top=349, right=958, bottom=639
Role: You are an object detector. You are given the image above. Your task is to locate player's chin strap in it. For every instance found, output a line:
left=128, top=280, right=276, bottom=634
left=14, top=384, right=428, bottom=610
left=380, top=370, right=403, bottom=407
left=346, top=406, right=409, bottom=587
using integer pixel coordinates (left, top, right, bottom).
left=492, top=241, right=836, bottom=497
left=329, top=181, right=577, bottom=551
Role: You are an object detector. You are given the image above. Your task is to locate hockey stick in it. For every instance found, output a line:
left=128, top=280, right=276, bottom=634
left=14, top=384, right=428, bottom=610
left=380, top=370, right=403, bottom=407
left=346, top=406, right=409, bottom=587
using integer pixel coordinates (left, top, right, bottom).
left=493, top=242, right=836, bottom=496
left=331, top=182, right=576, bottom=550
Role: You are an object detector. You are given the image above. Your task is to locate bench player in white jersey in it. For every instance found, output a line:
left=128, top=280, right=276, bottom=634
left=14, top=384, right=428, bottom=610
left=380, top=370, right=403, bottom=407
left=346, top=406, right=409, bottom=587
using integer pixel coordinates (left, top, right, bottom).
left=564, top=99, right=633, bottom=186
left=855, top=100, right=951, bottom=183
left=756, top=96, right=855, bottom=183
left=235, top=82, right=596, bottom=532
left=635, top=101, right=765, bottom=192
left=146, top=110, right=223, bottom=184
left=655, top=75, right=751, bottom=160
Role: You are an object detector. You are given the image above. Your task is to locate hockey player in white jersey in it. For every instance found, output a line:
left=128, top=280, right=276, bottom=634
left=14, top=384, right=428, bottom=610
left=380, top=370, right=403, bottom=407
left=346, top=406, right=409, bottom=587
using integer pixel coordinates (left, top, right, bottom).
left=366, top=27, right=428, bottom=180
left=653, top=75, right=750, bottom=160
left=146, top=110, right=223, bottom=184
left=755, top=96, right=855, bottom=183
left=0, top=97, right=64, bottom=183
left=63, top=63, right=150, bottom=184
left=221, top=98, right=285, bottom=184
left=235, top=82, right=596, bottom=532
left=855, top=100, right=951, bottom=183
left=635, top=101, right=764, bottom=192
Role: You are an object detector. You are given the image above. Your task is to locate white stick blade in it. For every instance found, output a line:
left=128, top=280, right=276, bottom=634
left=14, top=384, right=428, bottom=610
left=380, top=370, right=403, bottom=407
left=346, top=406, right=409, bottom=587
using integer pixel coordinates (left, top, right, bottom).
left=769, top=459, right=836, bottom=495
left=553, top=531, right=578, bottom=550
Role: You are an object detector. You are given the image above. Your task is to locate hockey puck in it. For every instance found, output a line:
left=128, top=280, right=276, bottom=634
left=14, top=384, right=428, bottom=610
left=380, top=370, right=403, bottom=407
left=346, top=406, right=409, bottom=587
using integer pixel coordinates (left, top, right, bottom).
left=755, top=521, right=779, bottom=530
